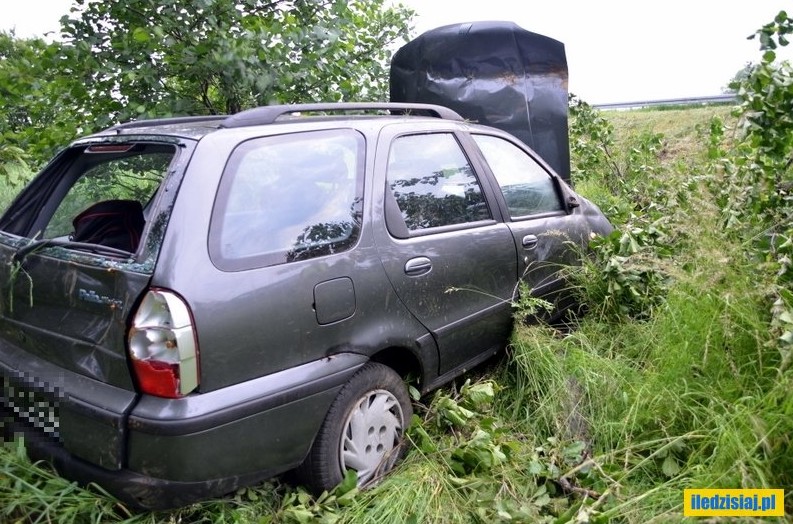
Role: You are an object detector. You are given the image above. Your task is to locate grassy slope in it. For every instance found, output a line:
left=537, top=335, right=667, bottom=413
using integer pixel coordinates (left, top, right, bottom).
left=557, top=104, right=791, bottom=522
left=606, top=106, right=731, bottom=140
left=2, top=105, right=790, bottom=523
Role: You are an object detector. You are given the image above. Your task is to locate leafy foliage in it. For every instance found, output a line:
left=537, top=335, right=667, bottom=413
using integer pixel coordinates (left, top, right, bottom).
left=568, top=95, right=620, bottom=188
left=406, top=378, right=600, bottom=522
left=567, top=97, right=679, bottom=320
left=577, top=228, right=670, bottom=320
left=715, top=9, right=793, bottom=367
left=724, top=61, right=757, bottom=93
left=3, top=10, right=793, bottom=524
left=0, top=32, right=83, bottom=174
left=511, top=281, right=554, bottom=323
left=59, top=0, right=413, bottom=122
left=561, top=35, right=793, bottom=514
left=0, top=0, right=413, bottom=172
left=728, top=10, right=793, bottom=225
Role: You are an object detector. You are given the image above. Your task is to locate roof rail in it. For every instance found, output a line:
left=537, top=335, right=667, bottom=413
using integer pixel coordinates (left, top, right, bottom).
left=106, top=115, right=227, bottom=132
left=220, top=102, right=464, bottom=128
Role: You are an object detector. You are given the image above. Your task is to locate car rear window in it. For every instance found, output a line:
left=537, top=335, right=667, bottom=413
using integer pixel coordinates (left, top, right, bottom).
left=45, top=146, right=173, bottom=241
left=210, top=129, right=364, bottom=271
left=0, top=142, right=177, bottom=257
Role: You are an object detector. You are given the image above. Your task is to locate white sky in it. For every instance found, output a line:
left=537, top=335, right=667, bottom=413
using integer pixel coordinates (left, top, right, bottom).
left=2, top=0, right=791, bottom=104
left=399, top=0, right=793, bottom=103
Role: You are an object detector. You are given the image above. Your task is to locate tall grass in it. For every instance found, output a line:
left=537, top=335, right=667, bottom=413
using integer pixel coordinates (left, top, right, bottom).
left=0, top=440, right=136, bottom=523
left=501, top=265, right=781, bottom=520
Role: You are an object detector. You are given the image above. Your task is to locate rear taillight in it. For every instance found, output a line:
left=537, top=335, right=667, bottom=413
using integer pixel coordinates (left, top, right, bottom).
left=127, top=289, right=199, bottom=398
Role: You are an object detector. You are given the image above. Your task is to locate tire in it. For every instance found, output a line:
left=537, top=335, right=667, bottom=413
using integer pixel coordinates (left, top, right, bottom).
left=297, top=362, right=412, bottom=493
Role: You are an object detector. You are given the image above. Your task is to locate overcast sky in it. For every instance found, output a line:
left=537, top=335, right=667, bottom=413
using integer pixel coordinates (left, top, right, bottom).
left=2, top=0, right=791, bottom=104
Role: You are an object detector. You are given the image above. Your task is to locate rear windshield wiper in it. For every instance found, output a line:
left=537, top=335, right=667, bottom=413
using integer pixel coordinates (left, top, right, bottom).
left=12, top=238, right=134, bottom=264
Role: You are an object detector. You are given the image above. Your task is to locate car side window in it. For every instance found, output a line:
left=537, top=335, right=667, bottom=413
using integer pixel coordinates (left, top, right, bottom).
left=473, top=134, right=563, bottom=218
left=386, top=133, right=490, bottom=236
left=210, top=129, right=363, bottom=271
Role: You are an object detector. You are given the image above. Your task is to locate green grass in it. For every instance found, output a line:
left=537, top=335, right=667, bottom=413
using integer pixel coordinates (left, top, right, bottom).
left=2, top=103, right=792, bottom=522
left=604, top=105, right=733, bottom=153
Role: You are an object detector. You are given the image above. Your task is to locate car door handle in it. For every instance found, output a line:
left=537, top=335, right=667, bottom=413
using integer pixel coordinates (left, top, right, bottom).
left=522, top=235, right=539, bottom=249
left=404, top=256, right=432, bottom=276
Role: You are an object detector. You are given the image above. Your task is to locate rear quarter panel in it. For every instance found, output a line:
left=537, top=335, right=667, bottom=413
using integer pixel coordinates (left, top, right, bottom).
left=155, top=127, right=436, bottom=392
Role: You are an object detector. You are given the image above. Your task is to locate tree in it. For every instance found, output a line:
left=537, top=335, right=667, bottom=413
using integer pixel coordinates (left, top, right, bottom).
left=59, top=0, right=414, bottom=124
left=0, top=0, right=413, bottom=169
left=0, top=32, right=85, bottom=178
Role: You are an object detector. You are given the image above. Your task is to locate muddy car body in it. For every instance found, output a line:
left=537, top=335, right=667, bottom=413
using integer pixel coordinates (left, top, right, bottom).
left=0, top=103, right=611, bottom=509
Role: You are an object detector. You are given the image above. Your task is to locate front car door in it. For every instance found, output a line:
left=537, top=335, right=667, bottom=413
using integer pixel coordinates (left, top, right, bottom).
left=469, top=132, right=592, bottom=310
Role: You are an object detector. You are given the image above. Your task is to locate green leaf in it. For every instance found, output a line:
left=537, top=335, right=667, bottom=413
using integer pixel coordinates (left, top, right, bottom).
left=4, top=0, right=412, bottom=154
left=533, top=493, right=551, bottom=507
left=461, top=380, right=497, bottom=408
left=284, top=507, right=315, bottom=524
left=336, top=487, right=359, bottom=507
left=408, top=384, right=421, bottom=401
left=334, top=469, right=358, bottom=496
left=132, top=27, right=150, bottom=43
left=661, top=455, right=681, bottom=477
left=297, top=490, right=312, bottom=505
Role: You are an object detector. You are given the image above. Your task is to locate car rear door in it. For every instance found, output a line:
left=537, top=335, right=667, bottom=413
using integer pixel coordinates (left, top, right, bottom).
left=372, top=127, right=518, bottom=377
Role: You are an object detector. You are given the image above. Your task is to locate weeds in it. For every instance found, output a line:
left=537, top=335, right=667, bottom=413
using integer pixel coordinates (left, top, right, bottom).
left=0, top=440, right=134, bottom=523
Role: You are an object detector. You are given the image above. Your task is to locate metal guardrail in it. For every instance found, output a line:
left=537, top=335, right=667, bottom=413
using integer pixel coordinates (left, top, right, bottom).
left=593, top=94, right=737, bottom=110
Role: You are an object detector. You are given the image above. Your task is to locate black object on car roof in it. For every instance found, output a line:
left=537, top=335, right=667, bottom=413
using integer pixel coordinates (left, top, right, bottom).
left=390, top=21, right=571, bottom=182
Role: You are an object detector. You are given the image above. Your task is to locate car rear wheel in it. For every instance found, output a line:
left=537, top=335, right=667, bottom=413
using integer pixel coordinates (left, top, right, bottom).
left=297, top=362, right=412, bottom=493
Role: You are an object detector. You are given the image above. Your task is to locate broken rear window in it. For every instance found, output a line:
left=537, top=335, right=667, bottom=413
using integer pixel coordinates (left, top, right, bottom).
left=1, top=143, right=176, bottom=256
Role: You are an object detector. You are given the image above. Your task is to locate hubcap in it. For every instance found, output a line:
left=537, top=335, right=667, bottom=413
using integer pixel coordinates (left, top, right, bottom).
left=339, top=389, right=404, bottom=486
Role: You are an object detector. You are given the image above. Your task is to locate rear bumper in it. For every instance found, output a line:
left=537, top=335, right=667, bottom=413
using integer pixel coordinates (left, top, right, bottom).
left=0, top=338, right=136, bottom=470
left=1, top=347, right=367, bottom=509
left=6, top=417, right=270, bottom=510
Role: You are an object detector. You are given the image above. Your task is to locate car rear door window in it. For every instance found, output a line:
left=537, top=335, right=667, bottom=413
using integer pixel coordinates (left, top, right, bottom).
left=473, top=134, right=563, bottom=218
left=385, top=133, right=490, bottom=236
left=210, top=129, right=364, bottom=270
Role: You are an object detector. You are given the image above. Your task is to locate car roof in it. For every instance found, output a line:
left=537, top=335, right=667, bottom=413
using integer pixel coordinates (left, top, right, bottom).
left=89, top=103, right=466, bottom=141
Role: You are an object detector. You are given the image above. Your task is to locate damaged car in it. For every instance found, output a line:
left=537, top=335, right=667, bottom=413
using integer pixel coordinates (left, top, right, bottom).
left=0, top=102, right=611, bottom=509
